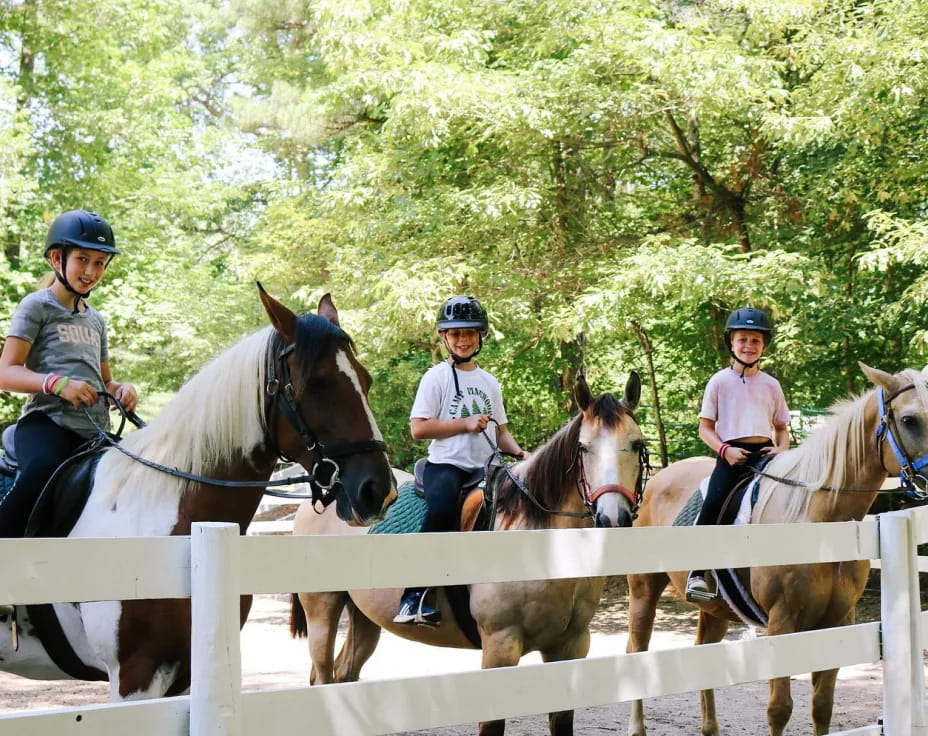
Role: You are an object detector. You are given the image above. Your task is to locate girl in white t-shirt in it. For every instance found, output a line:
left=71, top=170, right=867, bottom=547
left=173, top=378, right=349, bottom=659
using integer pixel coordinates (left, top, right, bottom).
left=394, top=296, right=528, bottom=626
left=686, top=307, right=790, bottom=602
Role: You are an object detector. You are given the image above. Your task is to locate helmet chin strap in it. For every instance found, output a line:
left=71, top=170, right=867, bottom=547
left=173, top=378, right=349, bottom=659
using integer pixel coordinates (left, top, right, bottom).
left=442, top=333, right=484, bottom=364
left=54, top=271, right=90, bottom=315
left=52, top=247, right=108, bottom=314
left=730, top=352, right=760, bottom=370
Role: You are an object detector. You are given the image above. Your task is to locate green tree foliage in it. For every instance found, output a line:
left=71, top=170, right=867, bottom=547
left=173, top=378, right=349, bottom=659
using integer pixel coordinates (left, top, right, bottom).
left=2, top=0, right=928, bottom=472
left=0, top=0, right=265, bottom=424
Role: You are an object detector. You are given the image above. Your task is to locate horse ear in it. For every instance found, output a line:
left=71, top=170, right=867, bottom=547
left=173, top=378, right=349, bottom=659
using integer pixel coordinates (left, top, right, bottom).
left=624, top=370, right=641, bottom=410
left=859, top=361, right=895, bottom=392
left=257, top=282, right=297, bottom=344
left=575, top=373, right=593, bottom=411
left=317, top=293, right=340, bottom=326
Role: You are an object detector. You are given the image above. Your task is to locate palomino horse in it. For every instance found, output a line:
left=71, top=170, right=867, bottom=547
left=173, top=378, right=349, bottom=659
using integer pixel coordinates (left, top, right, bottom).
left=626, top=363, right=928, bottom=736
left=291, top=372, right=648, bottom=735
left=0, top=286, right=396, bottom=700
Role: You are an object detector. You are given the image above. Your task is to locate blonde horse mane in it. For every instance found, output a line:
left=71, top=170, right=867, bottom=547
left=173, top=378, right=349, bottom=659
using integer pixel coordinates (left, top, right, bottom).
left=103, top=327, right=273, bottom=504
left=754, top=369, right=928, bottom=523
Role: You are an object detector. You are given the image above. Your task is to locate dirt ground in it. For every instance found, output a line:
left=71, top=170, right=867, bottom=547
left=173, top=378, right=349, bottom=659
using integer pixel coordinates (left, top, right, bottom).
left=0, top=574, right=894, bottom=734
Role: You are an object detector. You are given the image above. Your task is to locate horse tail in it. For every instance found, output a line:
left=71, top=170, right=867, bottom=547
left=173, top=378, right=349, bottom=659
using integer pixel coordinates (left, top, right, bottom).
left=290, top=592, right=308, bottom=639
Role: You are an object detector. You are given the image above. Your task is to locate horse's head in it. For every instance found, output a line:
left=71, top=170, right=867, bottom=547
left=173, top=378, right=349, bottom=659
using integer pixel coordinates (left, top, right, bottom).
left=259, top=286, right=396, bottom=524
left=573, top=371, right=648, bottom=528
left=861, top=362, right=928, bottom=497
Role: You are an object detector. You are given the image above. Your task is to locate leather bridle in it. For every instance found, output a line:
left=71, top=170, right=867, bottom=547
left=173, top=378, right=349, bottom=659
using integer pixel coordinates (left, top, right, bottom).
left=576, top=440, right=650, bottom=521
left=263, top=339, right=388, bottom=505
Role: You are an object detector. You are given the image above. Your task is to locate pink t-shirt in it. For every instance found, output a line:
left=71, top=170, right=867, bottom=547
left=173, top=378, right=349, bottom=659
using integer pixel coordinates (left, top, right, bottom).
left=699, top=367, right=790, bottom=442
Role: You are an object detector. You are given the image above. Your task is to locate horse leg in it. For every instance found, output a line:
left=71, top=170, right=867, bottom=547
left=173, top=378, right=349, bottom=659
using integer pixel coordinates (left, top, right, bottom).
left=810, top=668, right=838, bottom=736
left=695, top=610, right=729, bottom=736
left=477, top=629, right=523, bottom=736
left=626, top=572, right=668, bottom=736
left=332, top=598, right=381, bottom=682
left=298, top=591, right=347, bottom=685
left=539, top=632, right=593, bottom=736
left=767, top=676, right=793, bottom=735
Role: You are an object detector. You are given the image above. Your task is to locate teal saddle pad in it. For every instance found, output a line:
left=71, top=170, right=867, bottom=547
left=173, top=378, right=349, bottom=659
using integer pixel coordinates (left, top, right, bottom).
left=368, top=480, right=426, bottom=535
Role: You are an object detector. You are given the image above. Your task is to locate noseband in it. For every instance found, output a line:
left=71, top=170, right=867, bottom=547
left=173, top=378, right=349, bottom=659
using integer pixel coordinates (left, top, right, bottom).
left=265, top=340, right=388, bottom=506
left=876, top=384, right=928, bottom=500
left=576, top=441, right=650, bottom=520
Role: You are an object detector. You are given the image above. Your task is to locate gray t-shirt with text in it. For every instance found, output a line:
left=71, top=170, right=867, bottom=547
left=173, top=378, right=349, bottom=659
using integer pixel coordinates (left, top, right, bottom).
left=7, top=289, right=110, bottom=437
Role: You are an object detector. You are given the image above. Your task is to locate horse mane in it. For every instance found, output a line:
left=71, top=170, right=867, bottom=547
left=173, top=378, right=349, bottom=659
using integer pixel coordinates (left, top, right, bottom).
left=495, top=393, right=632, bottom=528
left=105, top=313, right=351, bottom=505
left=754, top=368, right=928, bottom=523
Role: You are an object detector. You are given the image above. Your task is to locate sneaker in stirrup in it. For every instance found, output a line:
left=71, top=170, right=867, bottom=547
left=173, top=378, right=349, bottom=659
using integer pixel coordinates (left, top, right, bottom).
left=685, top=572, right=717, bottom=602
left=393, top=589, right=441, bottom=627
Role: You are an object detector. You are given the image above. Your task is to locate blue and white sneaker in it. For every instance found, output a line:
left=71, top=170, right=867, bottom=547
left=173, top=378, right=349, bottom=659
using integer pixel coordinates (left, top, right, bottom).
left=393, top=589, right=441, bottom=627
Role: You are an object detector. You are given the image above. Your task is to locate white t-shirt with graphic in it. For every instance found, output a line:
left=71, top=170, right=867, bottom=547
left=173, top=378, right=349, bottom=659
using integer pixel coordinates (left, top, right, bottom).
left=410, top=360, right=508, bottom=470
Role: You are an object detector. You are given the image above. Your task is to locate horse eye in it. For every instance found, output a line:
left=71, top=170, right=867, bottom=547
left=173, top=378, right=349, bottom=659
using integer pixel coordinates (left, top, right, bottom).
left=901, top=415, right=919, bottom=428
left=578, top=443, right=591, bottom=454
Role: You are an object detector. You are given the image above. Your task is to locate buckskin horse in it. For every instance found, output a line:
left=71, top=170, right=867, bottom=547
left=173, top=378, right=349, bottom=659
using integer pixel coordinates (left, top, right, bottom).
left=626, top=363, right=928, bottom=735
left=291, top=372, right=648, bottom=735
left=0, top=285, right=396, bottom=700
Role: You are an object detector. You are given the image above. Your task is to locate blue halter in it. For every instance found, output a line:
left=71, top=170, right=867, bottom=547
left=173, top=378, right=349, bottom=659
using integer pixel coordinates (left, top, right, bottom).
left=876, top=386, right=928, bottom=500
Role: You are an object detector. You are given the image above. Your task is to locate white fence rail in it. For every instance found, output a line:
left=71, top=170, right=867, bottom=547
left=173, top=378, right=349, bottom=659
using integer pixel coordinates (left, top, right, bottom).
left=0, top=507, right=927, bottom=735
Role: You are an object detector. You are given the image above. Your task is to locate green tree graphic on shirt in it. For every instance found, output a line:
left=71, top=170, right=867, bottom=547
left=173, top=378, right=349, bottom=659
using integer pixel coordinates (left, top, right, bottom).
left=472, top=400, right=483, bottom=416
left=460, top=404, right=471, bottom=418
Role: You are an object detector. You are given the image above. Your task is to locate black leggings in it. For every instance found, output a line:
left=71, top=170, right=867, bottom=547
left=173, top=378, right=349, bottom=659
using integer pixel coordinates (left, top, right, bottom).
left=0, top=412, right=86, bottom=538
left=421, top=462, right=473, bottom=534
left=691, top=440, right=770, bottom=580
left=401, top=462, right=473, bottom=599
left=695, top=439, right=771, bottom=527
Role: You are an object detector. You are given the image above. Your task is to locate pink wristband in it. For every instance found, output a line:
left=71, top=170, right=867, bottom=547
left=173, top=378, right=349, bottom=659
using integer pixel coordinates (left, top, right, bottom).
left=43, top=373, right=60, bottom=395
left=718, top=443, right=730, bottom=459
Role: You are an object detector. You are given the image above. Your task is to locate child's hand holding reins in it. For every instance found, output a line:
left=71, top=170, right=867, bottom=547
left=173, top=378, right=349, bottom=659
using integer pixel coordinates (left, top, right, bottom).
left=58, top=377, right=100, bottom=410
left=722, top=445, right=751, bottom=466
left=463, top=414, right=490, bottom=433
left=108, top=382, right=138, bottom=412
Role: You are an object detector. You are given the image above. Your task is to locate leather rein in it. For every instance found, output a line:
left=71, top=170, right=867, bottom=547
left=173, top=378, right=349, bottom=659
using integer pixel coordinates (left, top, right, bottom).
left=86, top=337, right=387, bottom=506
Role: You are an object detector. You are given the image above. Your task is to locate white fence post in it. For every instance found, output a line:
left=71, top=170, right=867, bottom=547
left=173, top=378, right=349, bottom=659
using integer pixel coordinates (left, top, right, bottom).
left=190, top=522, right=242, bottom=736
left=880, top=512, right=914, bottom=736
left=906, top=510, right=928, bottom=735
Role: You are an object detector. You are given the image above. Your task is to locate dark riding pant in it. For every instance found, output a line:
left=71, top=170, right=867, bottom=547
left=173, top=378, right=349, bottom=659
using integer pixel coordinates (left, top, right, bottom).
left=401, top=462, right=473, bottom=600
left=421, top=461, right=473, bottom=534
left=691, top=439, right=771, bottom=579
left=0, top=412, right=85, bottom=538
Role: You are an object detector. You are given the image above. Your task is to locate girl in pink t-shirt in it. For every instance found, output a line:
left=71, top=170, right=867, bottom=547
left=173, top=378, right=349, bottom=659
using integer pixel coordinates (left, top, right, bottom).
left=686, top=307, right=790, bottom=602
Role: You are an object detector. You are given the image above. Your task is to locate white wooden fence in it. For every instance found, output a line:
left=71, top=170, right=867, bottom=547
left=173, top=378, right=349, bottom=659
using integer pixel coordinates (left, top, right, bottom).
left=1, top=506, right=927, bottom=735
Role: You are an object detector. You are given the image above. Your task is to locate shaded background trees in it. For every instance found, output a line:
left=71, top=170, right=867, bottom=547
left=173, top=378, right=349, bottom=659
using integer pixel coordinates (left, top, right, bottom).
left=1, top=0, right=927, bottom=467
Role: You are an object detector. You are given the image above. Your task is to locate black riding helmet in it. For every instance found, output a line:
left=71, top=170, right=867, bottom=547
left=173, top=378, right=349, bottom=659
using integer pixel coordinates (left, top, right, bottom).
left=44, top=210, right=118, bottom=312
left=437, top=295, right=489, bottom=332
left=724, top=307, right=772, bottom=369
left=437, top=296, right=488, bottom=363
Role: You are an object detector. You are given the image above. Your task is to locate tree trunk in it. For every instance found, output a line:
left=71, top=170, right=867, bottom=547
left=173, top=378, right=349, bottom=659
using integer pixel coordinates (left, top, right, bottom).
left=4, top=0, right=36, bottom=268
left=559, top=332, right=586, bottom=415
left=629, top=320, right=668, bottom=468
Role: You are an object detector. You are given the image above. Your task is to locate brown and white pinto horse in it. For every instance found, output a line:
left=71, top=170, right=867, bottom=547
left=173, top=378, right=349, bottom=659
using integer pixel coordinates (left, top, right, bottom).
left=626, top=364, right=928, bottom=736
left=291, top=373, right=647, bottom=735
left=0, top=286, right=396, bottom=700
